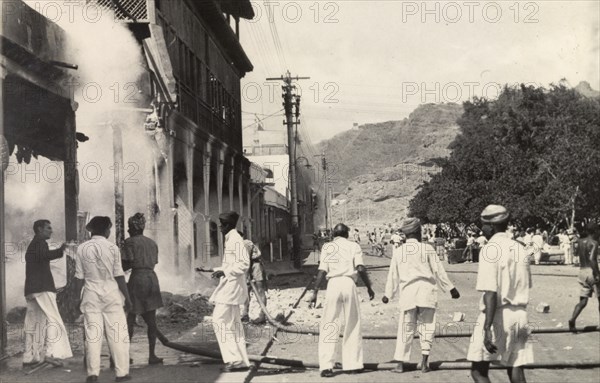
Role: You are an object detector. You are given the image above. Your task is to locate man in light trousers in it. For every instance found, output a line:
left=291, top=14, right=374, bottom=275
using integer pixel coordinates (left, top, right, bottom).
left=382, top=217, right=460, bottom=373
left=209, top=211, right=251, bottom=372
left=309, top=223, right=375, bottom=378
left=75, top=216, right=132, bottom=383
left=23, top=219, right=72, bottom=366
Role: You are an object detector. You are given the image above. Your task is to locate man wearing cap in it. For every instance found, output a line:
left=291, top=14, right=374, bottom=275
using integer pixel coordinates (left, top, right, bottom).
left=23, top=219, right=72, bottom=367
left=568, top=221, right=599, bottom=332
left=467, top=205, right=533, bottom=383
left=208, top=211, right=251, bottom=372
left=74, top=216, right=132, bottom=383
left=382, top=217, right=460, bottom=373
left=308, top=223, right=375, bottom=378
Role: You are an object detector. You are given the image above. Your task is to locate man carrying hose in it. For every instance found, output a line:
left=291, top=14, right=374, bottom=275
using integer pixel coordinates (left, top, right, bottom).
left=208, top=211, right=251, bottom=372
left=382, top=217, right=460, bottom=373
left=23, top=219, right=72, bottom=367
left=467, top=205, right=533, bottom=383
left=308, top=223, right=375, bottom=378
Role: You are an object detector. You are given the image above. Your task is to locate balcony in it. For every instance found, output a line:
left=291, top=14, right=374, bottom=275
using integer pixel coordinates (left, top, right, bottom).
left=87, top=0, right=149, bottom=22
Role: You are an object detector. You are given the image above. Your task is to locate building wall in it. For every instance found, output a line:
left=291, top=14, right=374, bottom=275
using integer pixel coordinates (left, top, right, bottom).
left=155, top=0, right=243, bottom=151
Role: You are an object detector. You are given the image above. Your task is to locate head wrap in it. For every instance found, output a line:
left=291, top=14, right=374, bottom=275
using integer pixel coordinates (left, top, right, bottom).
left=480, top=205, right=509, bottom=224
left=401, top=217, right=421, bottom=234
left=219, top=211, right=239, bottom=226
left=128, top=213, right=146, bottom=232
left=86, top=216, right=112, bottom=233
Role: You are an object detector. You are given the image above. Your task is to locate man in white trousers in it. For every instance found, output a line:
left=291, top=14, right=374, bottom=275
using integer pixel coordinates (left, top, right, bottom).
left=209, top=211, right=251, bottom=372
left=74, top=216, right=132, bottom=383
left=308, top=223, right=375, bottom=378
left=382, top=217, right=460, bottom=373
left=467, top=205, right=534, bottom=383
left=23, top=219, right=72, bottom=366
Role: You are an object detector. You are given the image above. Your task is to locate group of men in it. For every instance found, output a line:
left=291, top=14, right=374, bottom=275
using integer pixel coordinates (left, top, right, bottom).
left=309, top=205, right=543, bottom=383
left=20, top=204, right=600, bottom=383
left=22, top=210, right=270, bottom=380
left=23, top=214, right=167, bottom=382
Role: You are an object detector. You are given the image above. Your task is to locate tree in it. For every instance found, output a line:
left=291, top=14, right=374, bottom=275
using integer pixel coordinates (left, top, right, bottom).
left=409, top=84, right=600, bottom=227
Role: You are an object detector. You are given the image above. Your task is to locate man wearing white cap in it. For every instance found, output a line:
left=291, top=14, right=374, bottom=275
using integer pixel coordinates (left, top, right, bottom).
left=467, top=205, right=533, bottom=383
left=382, top=217, right=460, bottom=373
left=208, top=211, right=251, bottom=372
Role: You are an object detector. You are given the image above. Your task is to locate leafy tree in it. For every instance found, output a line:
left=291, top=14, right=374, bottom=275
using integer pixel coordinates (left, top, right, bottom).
left=409, top=84, right=600, bottom=228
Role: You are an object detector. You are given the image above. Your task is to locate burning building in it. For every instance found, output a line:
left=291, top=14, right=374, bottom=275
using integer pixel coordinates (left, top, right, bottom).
left=1, top=0, right=258, bottom=353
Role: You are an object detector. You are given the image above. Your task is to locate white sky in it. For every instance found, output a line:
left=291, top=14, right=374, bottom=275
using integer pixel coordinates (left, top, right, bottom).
left=239, top=0, right=600, bottom=144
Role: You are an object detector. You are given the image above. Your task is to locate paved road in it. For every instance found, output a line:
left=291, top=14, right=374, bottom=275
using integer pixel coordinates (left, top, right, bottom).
left=248, top=252, right=600, bottom=383
left=2, top=252, right=598, bottom=383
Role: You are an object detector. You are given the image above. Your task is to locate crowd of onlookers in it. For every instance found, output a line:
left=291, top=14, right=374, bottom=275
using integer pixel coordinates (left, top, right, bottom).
left=320, top=221, right=583, bottom=265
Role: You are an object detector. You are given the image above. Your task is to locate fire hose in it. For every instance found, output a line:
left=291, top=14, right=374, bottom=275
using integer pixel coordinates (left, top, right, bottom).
left=248, top=280, right=600, bottom=338
left=157, top=274, right=600, bottom=370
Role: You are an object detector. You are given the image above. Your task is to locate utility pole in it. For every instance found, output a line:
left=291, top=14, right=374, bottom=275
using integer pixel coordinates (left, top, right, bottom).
left=267, top=71, right=309, bottom=268
left=315, top=152, right=332, bottom=232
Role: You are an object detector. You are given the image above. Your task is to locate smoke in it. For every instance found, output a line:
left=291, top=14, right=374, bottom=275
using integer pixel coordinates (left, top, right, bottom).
left=4, top=2, right=186, bottom=310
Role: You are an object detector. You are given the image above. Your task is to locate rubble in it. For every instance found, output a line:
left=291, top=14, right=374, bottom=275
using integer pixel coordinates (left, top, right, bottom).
left=156, top=291, right=213, bottom=328
left=536, top=303, right=550, bottom=313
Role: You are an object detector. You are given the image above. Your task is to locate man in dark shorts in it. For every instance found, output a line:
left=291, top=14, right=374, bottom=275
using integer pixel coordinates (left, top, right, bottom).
left=568, top=221, right=600, bottom=331
left=122, top=213, right=165, bottom=364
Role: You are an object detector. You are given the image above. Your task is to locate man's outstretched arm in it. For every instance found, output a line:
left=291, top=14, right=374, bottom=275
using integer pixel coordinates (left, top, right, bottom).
left=357, top=265, right=375, bottom=300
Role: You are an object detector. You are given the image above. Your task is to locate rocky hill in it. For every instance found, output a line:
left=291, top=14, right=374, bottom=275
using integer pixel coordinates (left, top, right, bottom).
left=317, top=103, right=463, bottom=227
left=575, top=81, right=600, bottom=98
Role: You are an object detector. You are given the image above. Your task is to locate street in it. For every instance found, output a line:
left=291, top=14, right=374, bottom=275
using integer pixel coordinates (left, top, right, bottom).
left=2, top=249, right=599, bottom=383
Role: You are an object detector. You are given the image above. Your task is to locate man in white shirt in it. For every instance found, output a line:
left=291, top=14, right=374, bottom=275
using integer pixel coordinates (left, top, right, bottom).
left=468, top=205, right=533, bottom=383
left=382, top=217, right=460, bottom=373
left=209, top=211, right=251, bottom=372
left=74, top=216, right=132, bottom=383
left=308, top=223, right=375, bottom=378
left=531, top=229, right=545, bottom=265
left=557, top=229, right=573, bottom=265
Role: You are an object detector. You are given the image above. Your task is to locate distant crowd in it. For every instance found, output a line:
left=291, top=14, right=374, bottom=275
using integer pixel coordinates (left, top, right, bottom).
left=318, top=221, right=583, bottom=266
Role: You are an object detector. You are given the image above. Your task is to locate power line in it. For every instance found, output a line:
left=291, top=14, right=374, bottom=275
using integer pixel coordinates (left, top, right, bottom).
left=242, top=108, right=284, bottom=130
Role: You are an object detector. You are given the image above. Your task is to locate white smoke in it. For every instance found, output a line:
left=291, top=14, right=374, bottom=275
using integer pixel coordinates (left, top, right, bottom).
left=4, top=1, right=179, bottom=310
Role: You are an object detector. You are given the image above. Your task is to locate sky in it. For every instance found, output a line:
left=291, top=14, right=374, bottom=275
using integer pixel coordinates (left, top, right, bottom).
left=238, top=0, right=600, bottom=144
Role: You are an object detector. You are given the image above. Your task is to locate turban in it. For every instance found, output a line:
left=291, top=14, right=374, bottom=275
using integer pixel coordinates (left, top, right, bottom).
left=128, top=213, right=146, bottom=232
left=480, top=205, right=509, bottom=224
left=86, top=216, right=112, bottom=233
left=400, top=217, right=421, bottom=234
left=219, top=211, right=239, bottom=226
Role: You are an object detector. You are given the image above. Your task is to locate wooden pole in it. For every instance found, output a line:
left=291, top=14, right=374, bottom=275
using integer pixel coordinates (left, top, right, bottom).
left=56, top=110, right=81, bottom=322
left=202, top=143, right=212, bottom=263
left=64, top=112, right=78, bottom=242
left=0, top=63, right=6, bottom=356
left=111, top=123, right=125, bottom=250
left=217, top=148, right=225, bottom=259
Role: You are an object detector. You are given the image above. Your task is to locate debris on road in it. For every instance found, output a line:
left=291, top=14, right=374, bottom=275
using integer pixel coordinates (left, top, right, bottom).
left=536, top=303, right=550, bottom=313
